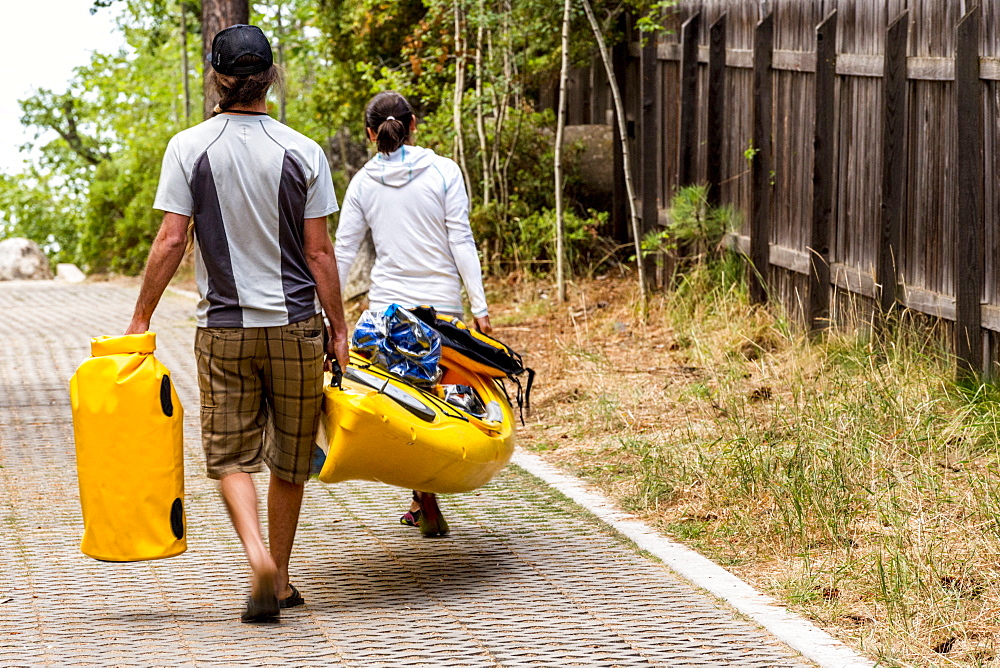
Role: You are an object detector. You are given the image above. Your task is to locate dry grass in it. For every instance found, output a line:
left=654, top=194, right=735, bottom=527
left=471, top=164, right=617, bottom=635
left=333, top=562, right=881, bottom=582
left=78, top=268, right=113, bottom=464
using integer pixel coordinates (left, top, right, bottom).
left=489, top=262, right=1000, bottom=668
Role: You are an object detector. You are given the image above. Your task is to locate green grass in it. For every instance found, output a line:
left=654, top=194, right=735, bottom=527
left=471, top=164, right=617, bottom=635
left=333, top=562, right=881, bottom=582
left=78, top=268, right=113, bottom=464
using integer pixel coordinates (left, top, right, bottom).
left=526, top=257, right=1000, bottom=666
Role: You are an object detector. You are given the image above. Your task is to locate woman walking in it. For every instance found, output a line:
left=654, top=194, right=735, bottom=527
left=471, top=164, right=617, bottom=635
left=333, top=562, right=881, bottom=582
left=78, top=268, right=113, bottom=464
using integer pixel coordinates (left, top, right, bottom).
left=335, top=91, right=490, bottom=537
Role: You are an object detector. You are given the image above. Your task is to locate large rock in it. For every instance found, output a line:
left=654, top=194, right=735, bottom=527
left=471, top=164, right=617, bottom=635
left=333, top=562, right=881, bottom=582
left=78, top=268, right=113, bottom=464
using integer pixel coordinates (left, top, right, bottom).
left=565, top=124, right=614, bottom=198
left=56, top=263, right=87, bottom=283
left=0, top=238, right=53, bottom=281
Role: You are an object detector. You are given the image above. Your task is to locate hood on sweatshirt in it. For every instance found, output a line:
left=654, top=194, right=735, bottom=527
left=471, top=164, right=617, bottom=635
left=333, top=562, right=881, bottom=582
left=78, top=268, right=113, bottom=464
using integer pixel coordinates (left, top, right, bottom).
left=364, top=145, right=436, bottom=188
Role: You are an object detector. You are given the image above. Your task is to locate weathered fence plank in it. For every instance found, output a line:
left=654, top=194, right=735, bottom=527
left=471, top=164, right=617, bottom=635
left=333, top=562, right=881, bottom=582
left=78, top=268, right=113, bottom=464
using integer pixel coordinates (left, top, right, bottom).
left=750, top=11, right=774, bottom=304
left=877, top=12, right=908, bottom=314
left=706, top=13, right=727, bottom=207
left=678, top=11, right=701, bottom=187
left=641, top=20, right=660, bottom=284
left=809, top=10, right=837, bottom=333
left=955, top=5, right=984, bottom=378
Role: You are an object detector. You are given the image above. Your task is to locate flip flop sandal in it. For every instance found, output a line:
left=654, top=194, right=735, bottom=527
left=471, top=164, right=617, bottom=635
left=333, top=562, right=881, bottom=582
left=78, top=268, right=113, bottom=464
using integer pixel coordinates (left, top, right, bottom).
left=401, top=490, right=421, bottom=527
left=279, top=583, right=305, bottom=609
left=240, top=591, right=280, bottom=623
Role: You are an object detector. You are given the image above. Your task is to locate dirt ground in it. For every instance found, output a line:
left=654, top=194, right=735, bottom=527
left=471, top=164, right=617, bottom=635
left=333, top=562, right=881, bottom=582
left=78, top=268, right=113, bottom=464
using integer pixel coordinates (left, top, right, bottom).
left=479, top=274, right=975, bottom=668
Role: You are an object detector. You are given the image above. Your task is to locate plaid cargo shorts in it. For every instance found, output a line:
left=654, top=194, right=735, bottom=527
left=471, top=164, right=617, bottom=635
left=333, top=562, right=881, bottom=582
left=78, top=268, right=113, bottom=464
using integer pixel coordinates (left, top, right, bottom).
left=194, top=314, right=325, bottom=484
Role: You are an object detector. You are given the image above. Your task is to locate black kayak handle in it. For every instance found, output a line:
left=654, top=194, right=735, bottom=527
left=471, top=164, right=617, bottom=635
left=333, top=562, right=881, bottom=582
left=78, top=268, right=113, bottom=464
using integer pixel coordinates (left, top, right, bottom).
left=330, top=360, right=343, bottom=389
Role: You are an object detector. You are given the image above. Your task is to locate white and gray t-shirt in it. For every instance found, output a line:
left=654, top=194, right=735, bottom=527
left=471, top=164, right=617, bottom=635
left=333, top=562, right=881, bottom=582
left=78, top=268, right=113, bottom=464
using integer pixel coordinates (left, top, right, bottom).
left=154, top=114, right=339, bottom=328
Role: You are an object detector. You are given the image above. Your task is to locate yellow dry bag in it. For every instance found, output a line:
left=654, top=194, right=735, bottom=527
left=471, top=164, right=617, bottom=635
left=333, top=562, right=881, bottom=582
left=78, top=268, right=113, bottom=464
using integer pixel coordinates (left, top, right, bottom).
left=69, top=332, right=186, bottom=562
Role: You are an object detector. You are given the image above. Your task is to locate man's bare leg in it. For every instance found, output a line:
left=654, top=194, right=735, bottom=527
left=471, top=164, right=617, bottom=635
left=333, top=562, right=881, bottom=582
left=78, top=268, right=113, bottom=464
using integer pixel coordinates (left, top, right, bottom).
left=268, top=474, right=305, bottom=600
left=219, top=473, right=278, bottom=600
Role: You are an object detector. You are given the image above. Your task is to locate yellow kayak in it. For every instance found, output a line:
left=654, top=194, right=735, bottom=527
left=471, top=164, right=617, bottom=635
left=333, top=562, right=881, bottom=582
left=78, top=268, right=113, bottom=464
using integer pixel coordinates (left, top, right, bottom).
left=316, top=352, right=516, bottom=493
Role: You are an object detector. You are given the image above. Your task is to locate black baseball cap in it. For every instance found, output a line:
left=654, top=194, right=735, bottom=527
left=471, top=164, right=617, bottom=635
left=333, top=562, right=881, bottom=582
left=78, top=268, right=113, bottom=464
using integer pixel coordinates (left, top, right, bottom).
left=210, top=25, right=273, bottom=77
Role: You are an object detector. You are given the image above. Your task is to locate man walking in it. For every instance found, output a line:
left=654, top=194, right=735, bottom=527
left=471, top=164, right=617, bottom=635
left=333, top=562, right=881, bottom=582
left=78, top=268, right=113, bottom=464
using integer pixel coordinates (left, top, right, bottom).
left=125, top=24, right=348, bottom=623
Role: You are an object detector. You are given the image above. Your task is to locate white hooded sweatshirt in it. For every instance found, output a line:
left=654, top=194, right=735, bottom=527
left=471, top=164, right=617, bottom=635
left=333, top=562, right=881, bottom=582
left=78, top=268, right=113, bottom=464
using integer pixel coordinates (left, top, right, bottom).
left=335, top=145, right=488, bottom=317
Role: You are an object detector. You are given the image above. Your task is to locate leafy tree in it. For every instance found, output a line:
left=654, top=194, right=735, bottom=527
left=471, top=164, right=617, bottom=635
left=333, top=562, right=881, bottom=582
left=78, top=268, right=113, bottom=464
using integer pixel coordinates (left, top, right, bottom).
left=1, top=0, right=673, bottom=279
left=4, top=0, right=201, bottom=272
left=310, top=0, right=429, bottom=132
left=0, top=171, right=83, bottom=263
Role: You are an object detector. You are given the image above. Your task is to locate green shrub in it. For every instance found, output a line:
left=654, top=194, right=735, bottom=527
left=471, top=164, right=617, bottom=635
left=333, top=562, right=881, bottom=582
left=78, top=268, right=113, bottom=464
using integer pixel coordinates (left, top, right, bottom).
left=642, top=185, right=739, bottom=274
left=471, top=205, right=611, bottom=277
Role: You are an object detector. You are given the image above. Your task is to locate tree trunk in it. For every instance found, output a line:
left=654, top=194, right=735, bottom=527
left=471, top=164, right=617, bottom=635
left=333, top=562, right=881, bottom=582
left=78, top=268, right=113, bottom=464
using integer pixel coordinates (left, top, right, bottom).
left=452, top=0, right=474, bottom=200
left=487, top=5, right=514, bottom=220
left=474, top=0, right=490, bottom=206
left=554, top=0, right=572, bottom=303
left=581, top=0, right=647, bottom=315
left=276, top=2, right=287, bottom=124
left=202, top=0, right=250, bottom=119
left=180, top=1, right=190, bottom=125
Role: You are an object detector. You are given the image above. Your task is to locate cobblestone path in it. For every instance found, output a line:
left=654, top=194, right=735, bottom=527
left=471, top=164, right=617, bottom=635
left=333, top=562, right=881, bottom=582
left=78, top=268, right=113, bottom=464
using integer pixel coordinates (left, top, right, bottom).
left=0, top=282, right=812, bottom=667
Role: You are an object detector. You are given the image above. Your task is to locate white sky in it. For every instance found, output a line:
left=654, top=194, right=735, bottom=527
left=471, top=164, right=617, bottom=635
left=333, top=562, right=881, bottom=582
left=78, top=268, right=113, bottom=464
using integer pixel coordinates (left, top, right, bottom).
left=2, top=2, right=123, bottom=174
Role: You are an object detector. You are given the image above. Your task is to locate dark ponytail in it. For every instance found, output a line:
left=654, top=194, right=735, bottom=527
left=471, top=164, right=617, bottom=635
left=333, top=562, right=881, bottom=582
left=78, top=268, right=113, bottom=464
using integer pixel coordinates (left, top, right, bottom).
left=365, top=91, right=414, bottom=155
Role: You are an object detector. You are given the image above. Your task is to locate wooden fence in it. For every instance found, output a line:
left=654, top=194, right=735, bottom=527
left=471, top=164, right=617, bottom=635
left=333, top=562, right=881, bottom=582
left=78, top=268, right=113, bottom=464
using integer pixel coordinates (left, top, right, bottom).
left=564, top=0, right=1000, bottom=378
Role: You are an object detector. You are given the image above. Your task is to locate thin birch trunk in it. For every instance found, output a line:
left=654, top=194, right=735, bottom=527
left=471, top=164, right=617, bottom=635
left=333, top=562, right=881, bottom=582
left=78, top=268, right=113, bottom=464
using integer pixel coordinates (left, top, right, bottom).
left=453, top=0, right=474, bottom=199
left=488, top=7, right=513, bottom=219
left=554, top=0, right=572, bottom=303
left=500, top=95, right=523, bottom=202
left=497, top=8, right=513, bottom=212
left=500, top=33, right=523, bottom=205
left=474, top=0, right=490, bottom=205
left=180, top=1, right=190, bottom=125
left=580, top=0, right=647, bottom=314
left=276, top=2, right=287, bottom=124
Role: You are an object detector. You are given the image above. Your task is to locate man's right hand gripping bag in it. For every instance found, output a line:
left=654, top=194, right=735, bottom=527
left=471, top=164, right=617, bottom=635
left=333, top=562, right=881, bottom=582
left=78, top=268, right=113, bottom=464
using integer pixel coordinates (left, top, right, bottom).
left=70, top=332, right=186, bottom=561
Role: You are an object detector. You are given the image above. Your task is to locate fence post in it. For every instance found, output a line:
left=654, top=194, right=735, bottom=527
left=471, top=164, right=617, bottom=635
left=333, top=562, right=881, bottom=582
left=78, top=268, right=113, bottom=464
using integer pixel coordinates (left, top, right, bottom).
left=955, top=5, right=984, bottom=379
left=750, top=10, right=774, bottom=304
left=641, top=16, right=661, bottom=285
left=809, top=10, right=837, bottom=333
left=575, top=68, right=591, bottom=125
left=706, top=13, right=727, bottom=207
left=878, top=12, right=908, bottom=315
left=678, top=11, right=702, bottom=188
left=589, top=61, right=607, bottom=125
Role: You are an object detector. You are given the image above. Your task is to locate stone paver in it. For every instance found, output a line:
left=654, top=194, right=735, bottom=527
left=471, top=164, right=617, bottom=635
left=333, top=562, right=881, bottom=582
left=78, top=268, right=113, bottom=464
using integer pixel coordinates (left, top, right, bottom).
left=0, top=282, right=812, bottom=667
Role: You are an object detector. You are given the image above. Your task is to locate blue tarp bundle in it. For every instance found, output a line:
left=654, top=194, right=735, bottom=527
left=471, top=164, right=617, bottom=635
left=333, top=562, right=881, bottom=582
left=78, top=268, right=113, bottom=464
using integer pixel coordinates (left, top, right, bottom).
left=351, top=304, right=442, bottom=386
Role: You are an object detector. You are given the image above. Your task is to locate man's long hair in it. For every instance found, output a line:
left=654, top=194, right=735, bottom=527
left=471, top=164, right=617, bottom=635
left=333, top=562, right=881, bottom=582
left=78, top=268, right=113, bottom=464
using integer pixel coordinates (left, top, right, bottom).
left=209, top=55, right=283, bottom=115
